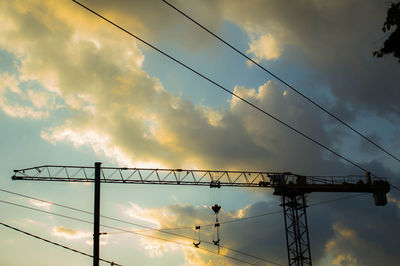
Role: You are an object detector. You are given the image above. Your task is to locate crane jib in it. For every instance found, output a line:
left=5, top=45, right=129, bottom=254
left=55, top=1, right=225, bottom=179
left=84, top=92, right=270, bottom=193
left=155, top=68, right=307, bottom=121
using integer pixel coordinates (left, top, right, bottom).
left=12, top=166, right=390, bottom=205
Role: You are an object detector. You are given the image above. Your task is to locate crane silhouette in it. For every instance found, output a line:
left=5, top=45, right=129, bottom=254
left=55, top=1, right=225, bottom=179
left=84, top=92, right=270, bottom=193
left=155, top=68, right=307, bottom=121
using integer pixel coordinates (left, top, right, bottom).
left=12, top=164, right=390, bottom=266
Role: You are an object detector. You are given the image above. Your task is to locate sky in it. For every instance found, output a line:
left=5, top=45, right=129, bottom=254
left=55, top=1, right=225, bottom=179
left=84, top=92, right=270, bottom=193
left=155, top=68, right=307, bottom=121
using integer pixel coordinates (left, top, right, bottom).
left=0, top=0, right=400, bottom=265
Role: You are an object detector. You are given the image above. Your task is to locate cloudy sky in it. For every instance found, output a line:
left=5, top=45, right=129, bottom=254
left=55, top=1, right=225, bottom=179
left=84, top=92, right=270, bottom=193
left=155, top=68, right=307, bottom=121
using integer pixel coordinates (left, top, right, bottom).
left=0, top=0, right=399, bottom=265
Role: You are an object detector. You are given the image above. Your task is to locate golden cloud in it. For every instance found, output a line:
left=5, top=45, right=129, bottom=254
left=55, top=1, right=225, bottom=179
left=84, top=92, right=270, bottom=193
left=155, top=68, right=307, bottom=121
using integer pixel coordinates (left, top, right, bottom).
left=52, top=226, right=91, bottom=240
left=0, top=0, right=347, bottom=174
left=333, top=222, right=356, bottom=239
left=247, top=33, right=282, bottom=61
left=118, top=202, right=260, bottom=264
left=29, top=199, right=52, bottom=210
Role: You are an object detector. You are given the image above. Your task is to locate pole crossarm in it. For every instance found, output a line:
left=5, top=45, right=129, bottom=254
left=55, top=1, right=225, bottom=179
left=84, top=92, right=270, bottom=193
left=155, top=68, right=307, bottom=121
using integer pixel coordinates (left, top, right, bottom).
left=12, top=165, right=374, bottom=188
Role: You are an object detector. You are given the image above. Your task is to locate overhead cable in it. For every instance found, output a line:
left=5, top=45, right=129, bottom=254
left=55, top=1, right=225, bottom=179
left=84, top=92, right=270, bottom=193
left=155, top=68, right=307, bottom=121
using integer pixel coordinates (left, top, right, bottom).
left=0, top=188, right=275, bottom=265
left=0, top=222, right=121, bottom=265
left=71, top=0, right=392, bottom=184
left=159, top=193, right=369, bottom=230
left=0, top=187, right=372, bottom=236
left=161, top=0, right=400, bottom=165
left=0, top=188, right=371, bottom=264
left=0, top=188, right=369, bottom=229
left=0, top=199, right=274, bottom=266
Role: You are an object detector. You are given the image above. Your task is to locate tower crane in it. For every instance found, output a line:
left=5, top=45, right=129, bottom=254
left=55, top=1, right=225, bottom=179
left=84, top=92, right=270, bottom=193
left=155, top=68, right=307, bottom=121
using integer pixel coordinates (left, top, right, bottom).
left=12, top=164, right=390, bottom=266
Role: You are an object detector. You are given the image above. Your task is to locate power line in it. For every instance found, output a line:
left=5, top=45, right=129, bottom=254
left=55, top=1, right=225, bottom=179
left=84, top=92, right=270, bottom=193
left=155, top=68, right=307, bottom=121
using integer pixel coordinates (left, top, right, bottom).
left=0, top=187, right=373, bottom=229
left=0, top=187, right=369, bottom=229
left=102, top=219, right=279, bottom=266
left=4, top=191, right=371, bottom=263
left=161, top=0, right=400, bottom=165
left=308, top=193, right=368, bottom=207
left=0, top=222, right=121, bottom=265
left=0, top=188, right=370, bottom=264
left=0, top=199, right=273, bottom=266
left=0, top=188, right=280, bottom=265
left=159, top=193, right=369, bottom=230
left=70, top=0, right=391, bottom=184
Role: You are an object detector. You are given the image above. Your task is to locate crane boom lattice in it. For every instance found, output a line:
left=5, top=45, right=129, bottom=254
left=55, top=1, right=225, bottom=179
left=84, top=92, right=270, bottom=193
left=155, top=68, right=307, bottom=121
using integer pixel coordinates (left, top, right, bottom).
left=11, top=165, right=381, bottom=188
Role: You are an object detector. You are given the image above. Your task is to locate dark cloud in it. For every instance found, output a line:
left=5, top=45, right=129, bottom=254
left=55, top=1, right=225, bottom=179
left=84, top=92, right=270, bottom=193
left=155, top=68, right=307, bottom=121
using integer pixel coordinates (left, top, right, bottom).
left=358, top=132, right=382, bottom=155
left=221, top=0, right=400, bottom=118
left=79, top=0, right=225, bottom=54
left=126, top=188, right=400, bottom=265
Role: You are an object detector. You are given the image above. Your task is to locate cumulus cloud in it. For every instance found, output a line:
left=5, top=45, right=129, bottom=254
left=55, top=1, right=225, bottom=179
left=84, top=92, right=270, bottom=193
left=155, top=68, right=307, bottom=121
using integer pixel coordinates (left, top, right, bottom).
left=0, top=72, right=20, bottom=94
left=139, top=238, right=181, bottom=258
left=318, top=221, right=395, bottom=266
left=0, top=0, right=395, bottom=174
left=0, top=97, right=49, bottom=119
left=117, top=198, right=400, bottom=266
left=52, top=226, right=91, bottom=240
left=308, top=191, right=400, bottom=266
left=29, top=199, right=52, bottom=210
left=0, top=72, right=50, bottom=119
left=221, top=0, right=400, bottom=117
left=0, top=0, right=345, bottom=172
left=247, top=33, right=282, bottom=61
left=387, top=194, right=400, bottom=209
left=119, top=203, right=212, bottom=260
left=118, top=201, right=286, bottom=265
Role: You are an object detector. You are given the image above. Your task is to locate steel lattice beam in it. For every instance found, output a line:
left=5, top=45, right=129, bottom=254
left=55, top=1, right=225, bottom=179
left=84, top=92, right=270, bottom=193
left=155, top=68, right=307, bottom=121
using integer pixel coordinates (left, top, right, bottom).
left=282, top=194, right=311, bottom=266
left=12, top=165, right=369, bottom=188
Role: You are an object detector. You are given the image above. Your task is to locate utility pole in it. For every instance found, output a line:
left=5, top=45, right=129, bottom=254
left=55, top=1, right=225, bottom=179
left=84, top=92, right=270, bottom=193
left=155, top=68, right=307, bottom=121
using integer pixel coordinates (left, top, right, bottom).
left=93, top=162, right=101, bottom=266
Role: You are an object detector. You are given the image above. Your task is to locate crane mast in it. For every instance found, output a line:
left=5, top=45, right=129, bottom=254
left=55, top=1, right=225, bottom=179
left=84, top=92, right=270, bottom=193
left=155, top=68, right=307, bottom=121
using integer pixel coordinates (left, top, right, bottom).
left=12, top=165, right=390, bottom=266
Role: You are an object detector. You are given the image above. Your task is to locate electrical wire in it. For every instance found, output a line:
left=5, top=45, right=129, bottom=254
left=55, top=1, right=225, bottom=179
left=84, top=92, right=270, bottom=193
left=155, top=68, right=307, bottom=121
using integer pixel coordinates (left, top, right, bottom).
left=101, top=221, right=278, bottom=266
left=0, top=199, right=274, bottom=266
left=0, top=188, right=370, bottom=264
left=0, top=222, right=121, bottom=266
left=0, top=186, right=372, bottom=257
left=0, top=188, right=374, bottom=229
left=0, top=190, right=371, bottom=264
left=0, top=192, right=279, bottom=265
left=70, top=0, right=397, bottom=190
left=308, top=193, right=368, bottom=207
left=0, top=188, right=369, bottom=229
left=161, top=0, right=400, bottom=165
left=159, top=193, right=369, bottom=230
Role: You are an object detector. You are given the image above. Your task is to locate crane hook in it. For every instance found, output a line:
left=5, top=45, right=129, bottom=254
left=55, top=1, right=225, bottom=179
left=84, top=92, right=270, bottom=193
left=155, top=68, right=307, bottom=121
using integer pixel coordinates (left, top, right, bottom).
left=212, top=204, right=221, bottom=214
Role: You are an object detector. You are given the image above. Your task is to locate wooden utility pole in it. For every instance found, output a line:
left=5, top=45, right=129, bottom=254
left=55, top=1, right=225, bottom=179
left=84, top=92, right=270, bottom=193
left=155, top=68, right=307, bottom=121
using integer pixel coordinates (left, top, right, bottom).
left=93, top=162, right=101, bottom=266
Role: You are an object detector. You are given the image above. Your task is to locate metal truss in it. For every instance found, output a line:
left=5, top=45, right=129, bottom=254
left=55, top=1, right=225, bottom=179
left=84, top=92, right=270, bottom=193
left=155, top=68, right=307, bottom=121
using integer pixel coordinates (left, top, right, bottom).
left=12, top=165, right=277, bottom=187
left=281, top=193, right=312, bottom=266
left=12, top=165, right=367, bottom=188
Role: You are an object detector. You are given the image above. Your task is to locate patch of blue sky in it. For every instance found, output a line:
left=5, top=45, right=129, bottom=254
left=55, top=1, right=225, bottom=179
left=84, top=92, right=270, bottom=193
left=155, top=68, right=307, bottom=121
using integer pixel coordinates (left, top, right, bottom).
left=334, top=111, right=400, bottom=175
left=0, top=112, right=97, bottom=187
left=0, top=49, right=19, bottom=74
left=0, top=55, right=83, bottom=127
left=265, top=43, right=340, bottom=108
